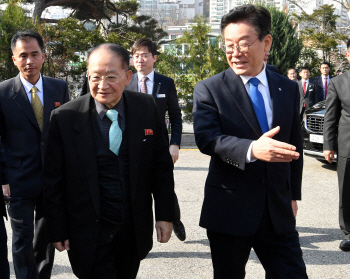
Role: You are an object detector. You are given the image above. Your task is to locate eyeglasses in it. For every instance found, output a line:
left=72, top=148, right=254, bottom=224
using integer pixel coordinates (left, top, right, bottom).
left=221, top=38, right=259, bottom=54
left=133, top=54, right=152, bottom=60
left=88, top=70, right=129, bottom=84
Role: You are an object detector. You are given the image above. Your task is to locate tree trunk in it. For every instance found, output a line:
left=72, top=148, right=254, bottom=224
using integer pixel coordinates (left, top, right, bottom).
left=33, top=0, right=45, bottom=22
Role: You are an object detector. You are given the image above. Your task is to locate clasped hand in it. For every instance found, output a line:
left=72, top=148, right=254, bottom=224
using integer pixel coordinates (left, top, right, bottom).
left=251, top=126, right=299, bottom=162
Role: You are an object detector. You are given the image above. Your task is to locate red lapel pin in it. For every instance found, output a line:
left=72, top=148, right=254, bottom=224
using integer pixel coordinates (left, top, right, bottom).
left=54, top=102, right=61, bottom=107
left=145, top=129, right=153, bottom=135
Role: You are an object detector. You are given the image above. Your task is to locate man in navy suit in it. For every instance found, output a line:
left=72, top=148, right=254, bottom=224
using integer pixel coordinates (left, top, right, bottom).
left=297, top=66, right=323, bottom=119
left=193, top=5, right=307, bottom=278
left=311, top=62, right=333, bottom=100
left=0, top=31, right=69, bottom=279
left=125, top=38, right=185, bottom=241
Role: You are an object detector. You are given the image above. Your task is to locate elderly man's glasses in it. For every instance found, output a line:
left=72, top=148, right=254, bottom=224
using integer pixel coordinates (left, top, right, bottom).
left=88, top=70, right=129, bottom=84
left=221, top=38, right=259, bottom=54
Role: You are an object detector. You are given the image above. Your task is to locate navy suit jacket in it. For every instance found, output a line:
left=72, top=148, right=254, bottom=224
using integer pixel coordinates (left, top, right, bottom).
left=311, top=75, right=333, bottom=99
left=193, top=67, right=303, bottom=236
left=0, top=74, right=69, bottom=201
left=266, top=64, right=278, bottom=73
left=125, top=72, right=182, bottom=146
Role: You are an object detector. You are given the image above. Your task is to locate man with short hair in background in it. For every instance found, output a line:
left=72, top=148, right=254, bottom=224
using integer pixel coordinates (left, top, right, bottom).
left=312, top=62, right=333, bottom=100
left=297, top=66, right=323, bottom=120
left=287, top=67, right=298, bottom=81
left=0, top=30, right=69, bottom=279
left=125, top=38, right=186, bottom=241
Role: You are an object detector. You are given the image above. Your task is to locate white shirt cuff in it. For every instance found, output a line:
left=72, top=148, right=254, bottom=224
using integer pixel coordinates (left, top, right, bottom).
left=246, top=141, right=257, bottom=163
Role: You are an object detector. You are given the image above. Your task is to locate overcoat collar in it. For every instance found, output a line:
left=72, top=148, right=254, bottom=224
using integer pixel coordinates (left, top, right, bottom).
left=72, top=92, right=145, bottom=217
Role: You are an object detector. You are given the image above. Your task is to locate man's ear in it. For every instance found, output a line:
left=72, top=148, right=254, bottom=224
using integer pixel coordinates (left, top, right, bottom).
left=125, top=70, right=133, bottom=85
left=263, top=34, right=272, bottom=52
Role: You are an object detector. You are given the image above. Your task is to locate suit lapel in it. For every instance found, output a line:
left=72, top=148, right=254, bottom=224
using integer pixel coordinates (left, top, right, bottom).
left=221, top=68, right=262, bottom=137
left=12, top=74, right=40, bottom=131
left=297, top=81, right=304, bottom=98
left=124, top=92, right=144, bottom=200
left=152, top=72, right=161, bottom=98
left=72, top=95, right=100, bottom=216
left=130, top=74, right=139, bottom=92
left=267, top=71, right=284, bottom=129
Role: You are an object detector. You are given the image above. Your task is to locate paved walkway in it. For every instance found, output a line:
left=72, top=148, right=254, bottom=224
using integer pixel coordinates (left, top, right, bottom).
left=5, top=150, right=350, bottom=278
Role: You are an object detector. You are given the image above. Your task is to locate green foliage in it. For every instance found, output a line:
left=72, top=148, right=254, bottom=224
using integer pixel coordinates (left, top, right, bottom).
left=264, top=5, right=302, bottom=76
left=157, top=16, right=228, bottom=122
left=297, top=47, right=322, bottom=78
left=41, top=18, right=106, bottom=97
left=294, top=4, right=347, bottom=71
left=0, top=0, right=36, bottom=81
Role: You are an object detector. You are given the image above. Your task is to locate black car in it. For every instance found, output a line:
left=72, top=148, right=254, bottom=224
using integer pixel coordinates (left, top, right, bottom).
left=302, top=100, right=338, bottom=162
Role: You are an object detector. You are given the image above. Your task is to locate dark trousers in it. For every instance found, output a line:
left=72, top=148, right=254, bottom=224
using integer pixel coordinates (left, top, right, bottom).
left=87, top=223, right=140, bottom=279
left=337, top=156, right=350, bottom=239
left=8, top=198, right=55, bottom=279
left=0, top=216, right=9, bottom=279
left=174, top=194, right=181, bottom=221
left=207, top=206, right=307, bottom=279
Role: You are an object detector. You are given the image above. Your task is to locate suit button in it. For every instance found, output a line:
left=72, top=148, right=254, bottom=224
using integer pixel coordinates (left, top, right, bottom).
left=40, top=142, right=44, bottom=146
left=109, top=235, right=114, bottom=239
left=95, top=219, right=98, bottom=223
left=120, top=178, right=124, bottom=182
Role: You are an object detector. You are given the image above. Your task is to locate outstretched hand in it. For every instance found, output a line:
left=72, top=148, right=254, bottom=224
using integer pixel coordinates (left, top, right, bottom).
left=251, top=126, right=299, bottom=162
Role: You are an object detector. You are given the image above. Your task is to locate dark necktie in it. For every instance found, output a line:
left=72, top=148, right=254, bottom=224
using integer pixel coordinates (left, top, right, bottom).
left=140, top=76, right=149, bottom=94
left=31, top=86, right=43, bottom=132
left=324, top=77, right=328, bottom=99
left=248, top=78, right=269, bottom=133
left=106, top=110, right=122, bottom=155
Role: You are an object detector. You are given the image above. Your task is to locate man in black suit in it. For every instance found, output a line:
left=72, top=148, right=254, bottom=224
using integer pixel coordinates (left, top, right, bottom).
left=311, top=62, right=333, bottom=100
left=0, top=31, right=69, bottom=279
left=43, top=43, right=176, bottom=279
left=297, top=66, right=323, bottom=119
left=1, top=149, right=9, bottom=279
left=324, top=39, right=350, bottom=252
left=125, top=38, right=185, bottom=241
left=193, top=5, right=307, bottom=278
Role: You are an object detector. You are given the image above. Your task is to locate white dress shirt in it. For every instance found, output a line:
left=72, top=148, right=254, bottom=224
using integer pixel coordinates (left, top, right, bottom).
left=20, top=74, right=44, bottom=106
left=239, top=64, right=273, bottom=162
left=137, top=71, right=155, bottom=95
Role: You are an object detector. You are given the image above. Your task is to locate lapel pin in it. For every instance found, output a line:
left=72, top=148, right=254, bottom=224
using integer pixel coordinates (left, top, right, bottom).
left=54, top=102, right=61, bottom=107
left=145, top=129, right=153, bottom=135
left=278, top=88, right=282, bottom=91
